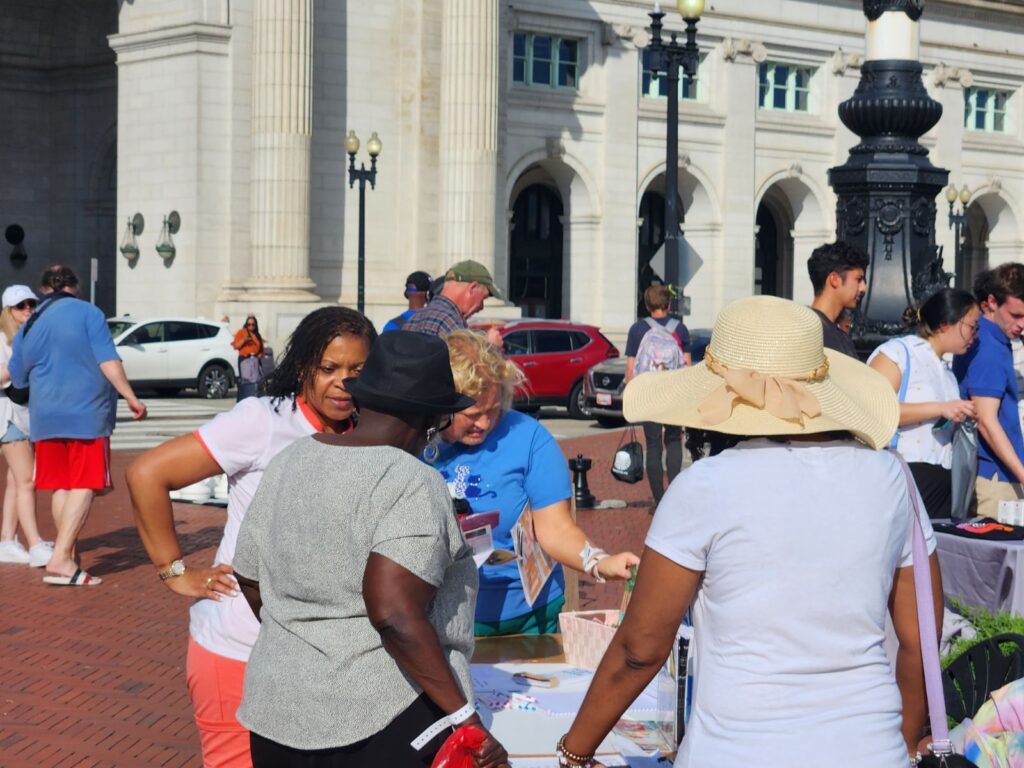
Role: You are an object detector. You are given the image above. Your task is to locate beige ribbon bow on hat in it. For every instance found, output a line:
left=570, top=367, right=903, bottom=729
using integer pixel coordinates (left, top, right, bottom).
left=698, top=348, right=828, bottom=426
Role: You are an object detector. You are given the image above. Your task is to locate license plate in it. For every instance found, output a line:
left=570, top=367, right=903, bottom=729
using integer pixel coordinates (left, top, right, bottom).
left=596, top=393, right=612, bottom=406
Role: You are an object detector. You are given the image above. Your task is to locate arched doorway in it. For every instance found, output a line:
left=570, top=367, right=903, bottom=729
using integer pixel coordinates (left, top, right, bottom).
left=0, top=0, right=117, bottom=311
left=509, top=184, right=564, bottom=318
left=638, top=189, right=666, bottom=318
left=961, top=202, right=990, bottom=290
left=754, top=189, right=793, bottom=298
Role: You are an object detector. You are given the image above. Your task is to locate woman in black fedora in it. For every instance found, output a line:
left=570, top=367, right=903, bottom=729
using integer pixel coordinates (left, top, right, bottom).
left=232, top=332, right=509, bottom=768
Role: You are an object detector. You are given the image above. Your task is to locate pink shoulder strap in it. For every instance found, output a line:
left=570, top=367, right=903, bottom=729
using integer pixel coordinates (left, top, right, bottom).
left=895, top=453, right=953, bottom=754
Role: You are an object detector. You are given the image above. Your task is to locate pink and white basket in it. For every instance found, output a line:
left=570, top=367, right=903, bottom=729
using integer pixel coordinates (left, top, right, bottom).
left=558, top=609, right=620, bottom=669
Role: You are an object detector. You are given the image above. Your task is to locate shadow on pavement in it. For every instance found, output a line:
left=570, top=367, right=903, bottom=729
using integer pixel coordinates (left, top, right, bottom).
left=76, top=524, right=225, bottom=576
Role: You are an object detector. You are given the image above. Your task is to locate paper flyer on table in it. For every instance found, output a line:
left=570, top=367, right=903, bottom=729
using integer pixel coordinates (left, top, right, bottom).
left=511, top=503, right=555, bottom=607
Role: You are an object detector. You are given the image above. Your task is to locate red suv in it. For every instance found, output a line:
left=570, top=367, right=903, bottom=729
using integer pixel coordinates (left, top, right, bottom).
left=476, top=320, right=619, bottom=419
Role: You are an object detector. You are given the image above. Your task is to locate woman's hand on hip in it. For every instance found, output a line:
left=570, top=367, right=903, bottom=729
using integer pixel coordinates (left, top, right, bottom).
left=596, top=551, right=641, bottom=581
left=164, top=563, right=238, bottom=599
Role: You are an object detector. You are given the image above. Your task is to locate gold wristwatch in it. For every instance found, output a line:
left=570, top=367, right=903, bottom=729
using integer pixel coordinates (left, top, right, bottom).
left=158, top=559, right=186, bottom=581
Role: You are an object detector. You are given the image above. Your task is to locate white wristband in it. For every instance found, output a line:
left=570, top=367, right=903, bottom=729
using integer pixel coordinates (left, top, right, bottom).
left=409, top=702, right=476, bottom=750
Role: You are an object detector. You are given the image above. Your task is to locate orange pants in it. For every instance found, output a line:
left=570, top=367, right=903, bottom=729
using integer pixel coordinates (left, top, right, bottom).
left=186, top=637, right=252, bottom=768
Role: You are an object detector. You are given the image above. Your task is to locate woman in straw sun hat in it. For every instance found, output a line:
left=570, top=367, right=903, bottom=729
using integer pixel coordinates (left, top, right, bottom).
left=556, top=296, right=943, bottom=768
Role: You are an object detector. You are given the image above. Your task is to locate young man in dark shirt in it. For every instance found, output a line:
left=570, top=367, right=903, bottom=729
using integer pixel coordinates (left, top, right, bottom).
left=807, top=241, right=868, bottom=357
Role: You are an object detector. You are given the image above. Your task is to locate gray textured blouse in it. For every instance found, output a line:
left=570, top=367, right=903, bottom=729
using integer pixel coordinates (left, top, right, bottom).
left=233, top=438, right=477, bottom=750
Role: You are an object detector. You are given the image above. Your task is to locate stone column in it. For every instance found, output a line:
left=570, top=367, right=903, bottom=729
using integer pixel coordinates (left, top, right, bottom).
left=439, top=0, right=499, bottom=273
left=243, top=0, right=318, bottom=300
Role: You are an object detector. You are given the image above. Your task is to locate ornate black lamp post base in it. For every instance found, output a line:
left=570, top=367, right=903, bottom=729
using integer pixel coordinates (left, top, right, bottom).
left=829, top=3, right=949, bottom=345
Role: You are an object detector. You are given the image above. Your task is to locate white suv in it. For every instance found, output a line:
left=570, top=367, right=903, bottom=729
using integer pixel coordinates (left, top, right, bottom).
left=107, top=317, right=239, bottom=398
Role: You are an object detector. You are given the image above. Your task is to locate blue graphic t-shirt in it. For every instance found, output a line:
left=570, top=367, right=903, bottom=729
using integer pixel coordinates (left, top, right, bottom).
left=432, top=409, right=572, bottom=623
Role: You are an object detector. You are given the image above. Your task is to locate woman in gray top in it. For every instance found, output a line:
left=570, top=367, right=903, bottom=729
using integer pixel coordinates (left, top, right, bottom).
left=233, top=332, right=509, bottom=768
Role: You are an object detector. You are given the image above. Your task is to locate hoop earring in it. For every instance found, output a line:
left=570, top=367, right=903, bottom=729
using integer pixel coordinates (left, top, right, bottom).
left=423, top=426, right=440, bottom=464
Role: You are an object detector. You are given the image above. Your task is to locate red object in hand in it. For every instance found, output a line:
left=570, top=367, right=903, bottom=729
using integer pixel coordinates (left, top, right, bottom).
left=432, top=725, right=487, bottom=768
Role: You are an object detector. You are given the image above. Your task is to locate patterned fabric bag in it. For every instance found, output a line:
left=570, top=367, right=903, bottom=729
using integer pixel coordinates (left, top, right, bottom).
left=634, top=318, right=684, bottom=375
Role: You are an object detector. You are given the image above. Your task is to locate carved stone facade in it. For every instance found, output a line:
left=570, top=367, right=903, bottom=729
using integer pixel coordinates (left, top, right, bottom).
left=2, top=0, right=1023, bottom=344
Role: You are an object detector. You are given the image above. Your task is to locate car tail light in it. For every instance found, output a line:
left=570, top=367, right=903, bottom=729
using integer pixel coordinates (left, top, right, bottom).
left=606, top=347, right=619, bottom=358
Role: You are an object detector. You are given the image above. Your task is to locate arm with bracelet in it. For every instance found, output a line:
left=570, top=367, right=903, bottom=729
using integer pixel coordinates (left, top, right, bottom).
left=364, top=554, right=509, bottom=768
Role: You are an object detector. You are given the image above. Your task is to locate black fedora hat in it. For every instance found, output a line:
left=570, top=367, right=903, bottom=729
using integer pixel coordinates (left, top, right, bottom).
left=344, top=332, right=475, bottom=415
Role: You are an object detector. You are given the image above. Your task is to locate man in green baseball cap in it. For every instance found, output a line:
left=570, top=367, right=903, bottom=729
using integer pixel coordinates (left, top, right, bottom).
left=403, top=259, right=503, bottom=340
left=444, top=259, right=503, bottom=301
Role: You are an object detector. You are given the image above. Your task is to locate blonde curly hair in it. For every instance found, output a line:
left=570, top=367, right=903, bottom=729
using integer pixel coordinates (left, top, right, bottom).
left=445, top=329, right=525, bottom=412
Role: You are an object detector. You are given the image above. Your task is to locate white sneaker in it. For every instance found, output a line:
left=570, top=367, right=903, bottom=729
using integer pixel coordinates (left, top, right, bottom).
left=0, top=538, right=30, bottom=564
left=28, top=540, right=54, bottom=568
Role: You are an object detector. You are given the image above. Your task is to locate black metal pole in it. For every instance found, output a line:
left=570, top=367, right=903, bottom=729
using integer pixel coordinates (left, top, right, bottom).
left=646, top=12, right=700, bottom=317
left=664, top=35, right=681, bottom=314
left=348, top=152, right=378, bottom=316
left=357, top=174, right=366, bottom=315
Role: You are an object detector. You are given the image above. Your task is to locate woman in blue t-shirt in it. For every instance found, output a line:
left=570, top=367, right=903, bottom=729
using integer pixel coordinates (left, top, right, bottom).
left=430, top=330, right=639, bottom=636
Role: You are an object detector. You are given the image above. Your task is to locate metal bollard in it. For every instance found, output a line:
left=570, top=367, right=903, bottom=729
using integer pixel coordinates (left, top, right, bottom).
left=568, top=453, right=596, bottom=509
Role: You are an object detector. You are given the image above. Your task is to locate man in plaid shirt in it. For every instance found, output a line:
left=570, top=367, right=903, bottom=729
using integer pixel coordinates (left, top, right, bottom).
left=403, top=259, right=503, bottom=344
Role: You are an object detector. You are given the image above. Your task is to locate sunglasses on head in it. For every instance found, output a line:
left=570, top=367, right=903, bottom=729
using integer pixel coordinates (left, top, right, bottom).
left=13, top=300, right=37, bottom=311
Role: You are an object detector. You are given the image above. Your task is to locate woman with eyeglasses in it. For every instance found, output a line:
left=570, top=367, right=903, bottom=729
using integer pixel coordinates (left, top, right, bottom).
left=868, top=288, right=980, bottom=518
left=430, top=330, right=639, bottom=637
left=233, top=315, right=266, bottom=401
left=0, top=286, right=50, bottom=567
left=233, top=332, right=509, bottom=768
left=129, top=306, right=376, bottom=768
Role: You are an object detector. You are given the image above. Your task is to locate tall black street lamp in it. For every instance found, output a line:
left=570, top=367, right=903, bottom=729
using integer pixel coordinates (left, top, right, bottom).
left=829, top=1, right=949, bottom=344
left=945, top=183, right=972, bottom=285
left=645, top=0, right=703, bottom=315
left=345, top=129, right=383, bottom=315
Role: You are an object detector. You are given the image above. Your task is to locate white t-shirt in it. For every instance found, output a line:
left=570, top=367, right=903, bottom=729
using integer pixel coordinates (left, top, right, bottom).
left=647, top=440, right=935, bottom=768
left=0, top=334, right=29, bottom=435
left=868, top=335, right=960, bottom=468
left=189, top=396, right=322, bottom=662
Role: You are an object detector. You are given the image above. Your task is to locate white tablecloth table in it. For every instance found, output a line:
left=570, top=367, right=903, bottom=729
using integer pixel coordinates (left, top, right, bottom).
left=935, top=527, right=1024, bottom=616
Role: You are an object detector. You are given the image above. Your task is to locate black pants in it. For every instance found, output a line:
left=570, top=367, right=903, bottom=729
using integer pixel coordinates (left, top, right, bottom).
left=643, top=422, right=682, bottom=503
left=909, top=462, right=952, bottom=520
left=250, top=695, right=450, bottom=767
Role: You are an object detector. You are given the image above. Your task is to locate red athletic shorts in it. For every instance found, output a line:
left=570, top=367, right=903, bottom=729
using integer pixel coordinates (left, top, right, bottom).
left=34, top=437, right=112, bottom=491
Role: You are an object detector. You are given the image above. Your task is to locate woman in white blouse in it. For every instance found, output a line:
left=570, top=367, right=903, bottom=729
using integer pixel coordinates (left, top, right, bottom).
left=869, top=288, right=979, bottom=518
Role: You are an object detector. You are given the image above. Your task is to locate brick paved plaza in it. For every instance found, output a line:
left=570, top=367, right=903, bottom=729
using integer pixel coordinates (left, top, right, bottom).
left=0, top=430, right=655, bottom=767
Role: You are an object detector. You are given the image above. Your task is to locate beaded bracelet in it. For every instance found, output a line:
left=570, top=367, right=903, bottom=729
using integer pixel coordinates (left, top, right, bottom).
left=557, top=734, right=597, bottom=768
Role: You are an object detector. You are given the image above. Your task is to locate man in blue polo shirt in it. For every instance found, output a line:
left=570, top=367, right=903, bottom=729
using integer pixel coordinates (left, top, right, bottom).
left=954, top=262, right=1024, bottom=518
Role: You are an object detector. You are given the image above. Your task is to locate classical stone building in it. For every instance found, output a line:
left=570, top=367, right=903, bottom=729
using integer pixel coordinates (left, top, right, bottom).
left=2, top=0, right=1022, bottom=344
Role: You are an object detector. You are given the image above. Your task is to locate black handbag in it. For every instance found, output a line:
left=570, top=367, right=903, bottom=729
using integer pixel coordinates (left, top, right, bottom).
left=3, top=291, right=72, bottom=406
left=611, top=426, right=644, bottom=484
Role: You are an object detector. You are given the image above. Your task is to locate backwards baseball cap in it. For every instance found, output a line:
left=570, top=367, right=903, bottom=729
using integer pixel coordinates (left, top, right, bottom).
left=444, top=259, right=503, bottom=300
left=2, top=285, right=37, bottom=309
left=404, top=271, right=432, bottom=295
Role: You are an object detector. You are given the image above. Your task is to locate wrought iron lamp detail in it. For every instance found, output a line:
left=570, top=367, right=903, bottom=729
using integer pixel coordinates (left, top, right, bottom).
left=119, top=213, right=144, bottom=261
left=155, top=211, right=181, bottom=261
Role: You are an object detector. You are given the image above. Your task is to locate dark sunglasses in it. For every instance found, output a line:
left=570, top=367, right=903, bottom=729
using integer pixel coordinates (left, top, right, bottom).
left=13, top=300, right=37, bottom=311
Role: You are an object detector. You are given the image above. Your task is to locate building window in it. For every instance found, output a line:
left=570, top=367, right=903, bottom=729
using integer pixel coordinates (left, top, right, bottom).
left=641, top=49, right=701, bottom=101
left=964, top=87, right=1011, bottom=134
left=758, top=62, right=813, bottom=112
left=513, top=33, right=582, bottom=89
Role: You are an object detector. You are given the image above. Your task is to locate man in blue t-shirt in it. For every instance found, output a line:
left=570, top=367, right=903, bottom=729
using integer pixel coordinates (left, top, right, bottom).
left=9, top=265, right=147, bottom=586
left=381, top=270, right=431, bottom=332
left=624, top=285, right=691, bottom=513
left=953, top=262, right=1024, bottom=519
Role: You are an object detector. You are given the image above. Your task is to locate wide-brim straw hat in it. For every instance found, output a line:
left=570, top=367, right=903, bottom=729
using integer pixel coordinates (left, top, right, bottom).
left=624, top=295, right=898, bottom=450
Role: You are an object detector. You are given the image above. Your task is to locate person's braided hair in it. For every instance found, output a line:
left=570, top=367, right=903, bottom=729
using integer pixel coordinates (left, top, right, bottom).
left=262, top=306, right=377, bottom=411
